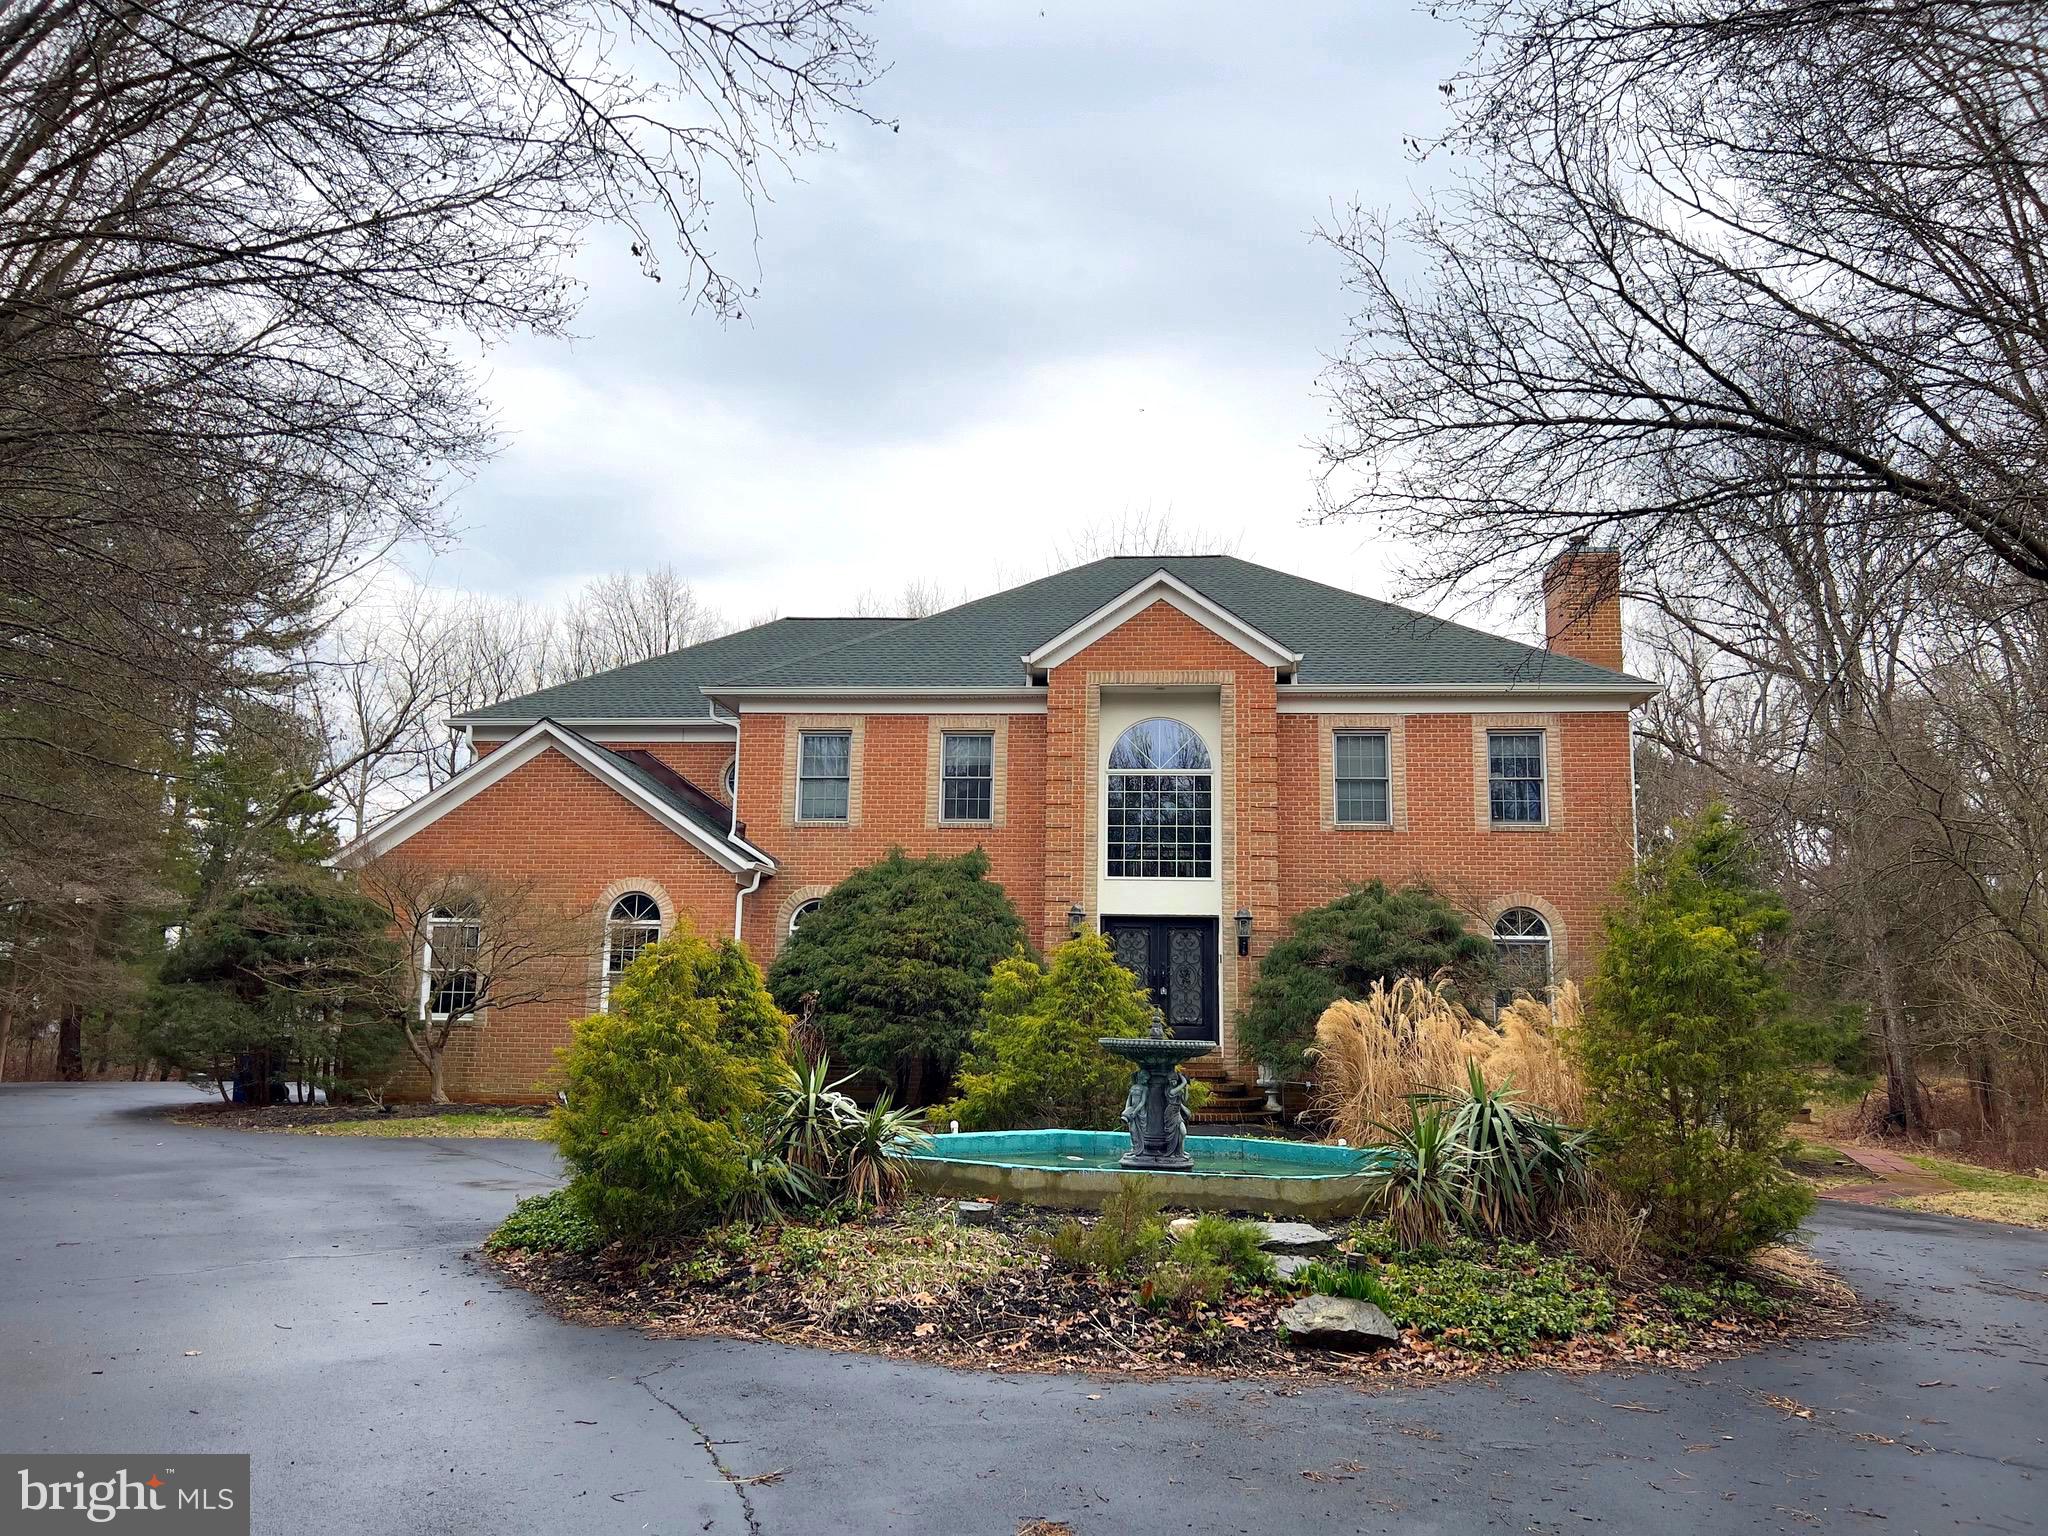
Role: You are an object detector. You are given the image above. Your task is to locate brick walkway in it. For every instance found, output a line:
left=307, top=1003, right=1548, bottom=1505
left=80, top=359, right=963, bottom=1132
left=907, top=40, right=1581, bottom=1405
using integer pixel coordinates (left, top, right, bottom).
left=1819, top=1143, right=1955, bottom=1206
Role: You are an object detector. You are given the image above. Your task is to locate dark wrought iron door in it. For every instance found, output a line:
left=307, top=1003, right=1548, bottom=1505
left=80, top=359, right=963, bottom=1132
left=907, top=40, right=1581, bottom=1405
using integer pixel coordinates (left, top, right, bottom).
left=1100, top=917, right=1219, bottom=1043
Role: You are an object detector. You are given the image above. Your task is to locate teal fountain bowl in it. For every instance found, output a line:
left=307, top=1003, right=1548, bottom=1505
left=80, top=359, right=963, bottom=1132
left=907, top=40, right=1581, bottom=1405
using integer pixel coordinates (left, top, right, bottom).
left=906, top=1130, right=1387, bottom=1218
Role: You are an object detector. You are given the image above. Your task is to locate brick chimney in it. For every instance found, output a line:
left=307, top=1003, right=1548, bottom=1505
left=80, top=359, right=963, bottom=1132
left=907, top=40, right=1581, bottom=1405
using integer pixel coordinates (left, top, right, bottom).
left=1541, top=543, right=1624, bottom=672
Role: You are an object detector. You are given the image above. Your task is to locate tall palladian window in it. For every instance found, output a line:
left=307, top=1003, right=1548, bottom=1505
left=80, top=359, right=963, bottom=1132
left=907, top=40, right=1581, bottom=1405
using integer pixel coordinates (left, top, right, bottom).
left=601, top=892, right=662, bottom=1010
left=1106, top=718, right=1213, bottom=879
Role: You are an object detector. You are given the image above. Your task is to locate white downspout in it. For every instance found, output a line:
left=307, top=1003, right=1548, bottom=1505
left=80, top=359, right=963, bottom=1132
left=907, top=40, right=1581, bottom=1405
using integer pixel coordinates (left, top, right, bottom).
left=706, top=696, right=742, bottom=837
left=707, top=696, right=758, bottom=939
left=733, top=868, right=765, bottom=944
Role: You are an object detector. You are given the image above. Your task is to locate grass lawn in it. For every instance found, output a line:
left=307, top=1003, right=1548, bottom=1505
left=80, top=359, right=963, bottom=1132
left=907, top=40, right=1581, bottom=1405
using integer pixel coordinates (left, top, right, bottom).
left=289, top=1111, right=553, bottom=1140
left=1900, top=1156, right=2048, bottom=1230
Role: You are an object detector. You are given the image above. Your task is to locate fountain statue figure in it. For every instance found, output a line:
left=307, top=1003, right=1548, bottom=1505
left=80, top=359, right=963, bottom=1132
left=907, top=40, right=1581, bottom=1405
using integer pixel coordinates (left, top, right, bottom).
left=1099, top=1005, right=1211, bottom=1172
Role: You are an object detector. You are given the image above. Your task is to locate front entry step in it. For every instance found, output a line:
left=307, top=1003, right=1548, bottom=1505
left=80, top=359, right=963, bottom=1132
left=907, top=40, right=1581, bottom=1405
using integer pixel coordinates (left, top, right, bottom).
left=1176, top=1055, right=1278, bottom=1124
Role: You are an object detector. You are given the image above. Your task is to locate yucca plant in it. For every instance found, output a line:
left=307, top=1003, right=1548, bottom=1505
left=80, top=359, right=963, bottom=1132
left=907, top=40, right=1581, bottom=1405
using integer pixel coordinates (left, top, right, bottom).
left=842, top=1096, right=932, bottom=1208
left=1361, top=1102, right=1473, bottom=1249
left=763, top=1053, right=861, bottom=1182
left=726, top=1150, right=822, bottom=1225
left=1422, top=1060, right=1590, bottom=1238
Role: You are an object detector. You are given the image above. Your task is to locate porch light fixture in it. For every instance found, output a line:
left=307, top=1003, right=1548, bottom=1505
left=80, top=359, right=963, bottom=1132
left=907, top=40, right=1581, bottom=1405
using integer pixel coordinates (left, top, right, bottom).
left=1068, top=902, right=1086, bottom=937
left=1235, top=907, right=1253, bottom=956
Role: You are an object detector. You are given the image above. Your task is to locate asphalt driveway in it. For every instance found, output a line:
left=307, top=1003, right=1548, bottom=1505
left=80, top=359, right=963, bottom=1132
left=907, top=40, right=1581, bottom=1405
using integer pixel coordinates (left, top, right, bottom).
left=1, top=1083, right=2042, bottom=1535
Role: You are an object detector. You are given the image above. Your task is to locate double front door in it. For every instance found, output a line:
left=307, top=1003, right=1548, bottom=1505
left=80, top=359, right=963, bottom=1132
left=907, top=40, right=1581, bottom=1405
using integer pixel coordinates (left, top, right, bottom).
left=1101, top=916, right=1219, bottom=1044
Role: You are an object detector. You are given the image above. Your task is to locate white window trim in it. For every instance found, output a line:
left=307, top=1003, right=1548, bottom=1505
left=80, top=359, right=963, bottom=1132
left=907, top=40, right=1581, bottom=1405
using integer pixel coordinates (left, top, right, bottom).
left=1473, top=715, right=1561, bottom=831
left=599, top=893, right=663, bottom=1013
left=937, top=729, right=996, bottom=825
left=1104, top=717, right=1216, bottom=881
left=795, top=728, right=854, bottom=823
left=1331, top=728, right=1394, bottom=828
left=788, top=898, right=823, bottom=936
left=420, top=911, right=480, bottom=1023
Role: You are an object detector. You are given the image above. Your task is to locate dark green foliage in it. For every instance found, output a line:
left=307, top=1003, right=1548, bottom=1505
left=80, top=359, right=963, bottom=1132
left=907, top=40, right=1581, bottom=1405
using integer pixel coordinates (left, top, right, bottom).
left=1655, top=1274, right=1784, bottom=1325
left=554, top=929, right=791, bottom=1243
left=1241, top=882, right=1496, bottom=1074
left=486, top=1189, right=604, bottom=1256
left=1288, top=1261, right=1392, bottom=1306
left=142, top=877, right=403, bottom=1098
left=945, top=936, right=1148, bottom=1131
left=767, top=849, right=1029, bottom=1103
left=1579, top=805, right=1818, bottom=1259
left=1137, top=1214, right=1275, bottom=1314
left=1371, top=1240, right=1617, bottom=1355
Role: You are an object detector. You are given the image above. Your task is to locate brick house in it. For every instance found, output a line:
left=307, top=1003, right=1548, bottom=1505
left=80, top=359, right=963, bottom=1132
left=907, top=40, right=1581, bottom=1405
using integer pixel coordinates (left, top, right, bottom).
left=339, top=552, right=1651, bottom=1104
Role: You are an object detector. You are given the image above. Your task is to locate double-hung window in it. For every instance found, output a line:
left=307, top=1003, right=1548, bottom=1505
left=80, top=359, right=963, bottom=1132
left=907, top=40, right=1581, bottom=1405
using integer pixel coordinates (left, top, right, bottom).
left=1487, top=730, right=1546, bottom=825
left=421, top=909, right=481, bottom=1020
left=1333, top=731, right=1391, bottom=825
left=940, top=732, right=994, bottom=823
left=796, top=731, right=852, bottom=822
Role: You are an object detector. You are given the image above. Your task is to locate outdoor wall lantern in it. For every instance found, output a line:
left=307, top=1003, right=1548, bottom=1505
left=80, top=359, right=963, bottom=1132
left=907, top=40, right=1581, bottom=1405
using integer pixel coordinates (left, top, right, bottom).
left=1068, top=902, right=1087, bottom=938
left=1235, top=907, right=1253, bottom=956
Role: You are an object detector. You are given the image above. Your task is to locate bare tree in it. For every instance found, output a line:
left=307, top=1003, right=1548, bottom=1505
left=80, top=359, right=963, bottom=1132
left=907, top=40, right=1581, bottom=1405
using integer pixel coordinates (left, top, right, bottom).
left=1049, top=507, right=1244, bottom=569
left=1, top=0, right=883, bottom=892
left=1318, top=0, right=2048, bottom=595
left=354, top=858, right=601, bottom=1104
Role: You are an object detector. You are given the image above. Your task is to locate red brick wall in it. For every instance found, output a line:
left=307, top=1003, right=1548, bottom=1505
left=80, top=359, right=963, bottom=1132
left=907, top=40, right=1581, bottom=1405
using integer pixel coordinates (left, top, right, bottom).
left=475, top=736, right=736, bottom=804
left=378, top=746, right=741, bottom=1101
left=1275, top=709, right=1634, bottom=978
left=1542, top=548, right=1625, bottom=672
left=731, top=712, right=1047, bottom=971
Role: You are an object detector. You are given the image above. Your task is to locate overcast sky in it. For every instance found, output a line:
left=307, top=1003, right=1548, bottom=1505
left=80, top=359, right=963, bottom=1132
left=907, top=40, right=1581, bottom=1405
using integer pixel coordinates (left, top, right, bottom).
left=411, top=3, right=1502, bottom=634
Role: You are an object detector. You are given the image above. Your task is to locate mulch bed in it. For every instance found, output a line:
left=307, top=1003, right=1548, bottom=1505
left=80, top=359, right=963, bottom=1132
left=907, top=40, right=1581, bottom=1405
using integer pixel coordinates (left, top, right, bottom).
left=483, top=1204, right=1864, bottom=1387
left=164, top=1100, right=549, bottom=1131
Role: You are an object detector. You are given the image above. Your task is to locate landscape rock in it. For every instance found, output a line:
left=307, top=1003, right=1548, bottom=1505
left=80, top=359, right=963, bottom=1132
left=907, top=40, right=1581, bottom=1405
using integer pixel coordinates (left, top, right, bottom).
left=1252, top=1220, right=1334, bottom=1253
left=1271, top=1254, right=1315, bottom=1282
left=1167, top=1216, right=1200, bottom=1239
left=1935, top=1129, right=1962, bottom=1150
left=1275, top=1295, right=1400, bottom=1351
left=954, top=1201, right=996, bottom=1226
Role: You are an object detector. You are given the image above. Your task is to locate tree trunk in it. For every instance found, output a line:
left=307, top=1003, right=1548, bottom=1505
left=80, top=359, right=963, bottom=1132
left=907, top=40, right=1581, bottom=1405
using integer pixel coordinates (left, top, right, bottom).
left=56, top=1006, right=84, bottom=1081
left=428, top=1050, right=450, bottom=1106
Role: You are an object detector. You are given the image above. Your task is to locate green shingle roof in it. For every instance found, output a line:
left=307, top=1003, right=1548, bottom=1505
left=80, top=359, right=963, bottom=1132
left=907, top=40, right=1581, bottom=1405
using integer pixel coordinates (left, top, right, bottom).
left=459, top=559, right=1649, bottom=722
left=590, top=743, right=743, bottom=850
left=711, top=556, right=1652, bottom=692
left=456, top=617, right=906, bottom=721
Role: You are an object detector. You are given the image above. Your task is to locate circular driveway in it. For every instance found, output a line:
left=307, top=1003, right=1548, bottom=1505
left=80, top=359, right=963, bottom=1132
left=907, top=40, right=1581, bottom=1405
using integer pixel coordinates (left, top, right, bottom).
left=2, top=1083, right=2042, bottom=1534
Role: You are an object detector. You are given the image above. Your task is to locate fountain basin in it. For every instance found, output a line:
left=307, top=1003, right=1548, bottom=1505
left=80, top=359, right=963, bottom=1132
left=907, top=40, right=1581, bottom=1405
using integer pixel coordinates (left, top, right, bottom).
left=906, top=1130, right=1387, bottom=1219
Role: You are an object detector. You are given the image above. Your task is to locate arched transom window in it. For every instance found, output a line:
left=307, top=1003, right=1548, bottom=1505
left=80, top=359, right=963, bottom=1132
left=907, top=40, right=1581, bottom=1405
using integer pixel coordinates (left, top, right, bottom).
left=1492, top=906, right=1552, bottom=1008
left=788, top=898, right=823, bottom=936
left=602, top=892, right=662, bottom=1010
left=1106, top=718, right=1213, bottom=880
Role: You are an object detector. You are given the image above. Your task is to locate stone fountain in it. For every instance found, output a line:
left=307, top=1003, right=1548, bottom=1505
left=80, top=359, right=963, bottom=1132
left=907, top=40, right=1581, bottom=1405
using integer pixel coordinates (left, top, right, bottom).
left=1099, top=1008, right=1213, bottom=1172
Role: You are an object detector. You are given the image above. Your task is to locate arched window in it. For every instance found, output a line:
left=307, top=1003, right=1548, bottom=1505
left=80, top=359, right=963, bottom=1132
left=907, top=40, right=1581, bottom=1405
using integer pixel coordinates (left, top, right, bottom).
left=723, top=758, right=738, bottom=799
left=1492, top=907, right=1552, bottom=1009
left=1106, top=718, right=1213, bottom=879
left=601, top=892, right=662, bottom=1010
left=788, top=898, right=823, bottom=936
left=421, top=907, right=481, bottom=1020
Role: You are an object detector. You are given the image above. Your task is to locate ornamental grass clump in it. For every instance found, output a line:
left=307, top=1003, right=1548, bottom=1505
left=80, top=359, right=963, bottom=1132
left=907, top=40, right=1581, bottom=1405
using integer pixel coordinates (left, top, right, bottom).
left=1308, top=976, right=1586, bottom=1148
